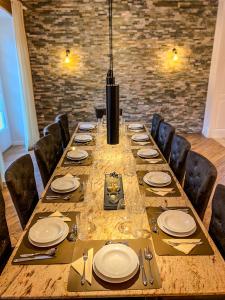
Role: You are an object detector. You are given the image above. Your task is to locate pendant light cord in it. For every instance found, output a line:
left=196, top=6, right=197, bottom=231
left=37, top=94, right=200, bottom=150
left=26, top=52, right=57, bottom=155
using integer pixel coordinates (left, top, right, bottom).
left=108, top=0, right=113, bottom=76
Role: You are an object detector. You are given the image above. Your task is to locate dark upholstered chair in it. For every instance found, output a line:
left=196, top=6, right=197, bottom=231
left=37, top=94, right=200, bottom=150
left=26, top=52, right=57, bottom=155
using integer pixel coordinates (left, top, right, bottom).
left=156, top=121, right=175, bottom=161
left=209, top=184, right=225, bottom=260
left=184, top=151, right=217, bottom=220
left=151, top=113, right=164, bottom=141
left=55, top=113, right=70, bottom=148
left=169, top=134, right=191, bottom=183
left=0, top=190, right=12, bottom=274
left=43, top=122, right=63, bottom=167
left=5, top=154, right=39, bottom=229
left=34, top=135, right=56, bottom=187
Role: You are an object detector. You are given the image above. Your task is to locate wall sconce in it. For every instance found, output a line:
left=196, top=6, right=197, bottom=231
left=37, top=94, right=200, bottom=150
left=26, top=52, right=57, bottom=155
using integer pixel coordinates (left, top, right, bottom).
left=172, top=48, right=178, bottom=61
left=64, top=49, right=70, bottom=64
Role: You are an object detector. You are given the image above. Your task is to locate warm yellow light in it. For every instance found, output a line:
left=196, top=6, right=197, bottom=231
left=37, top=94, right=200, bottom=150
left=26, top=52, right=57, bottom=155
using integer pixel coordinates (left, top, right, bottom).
left=64, top=49, right=70, bottom=64
left=172, top=48, right=178, bottom=61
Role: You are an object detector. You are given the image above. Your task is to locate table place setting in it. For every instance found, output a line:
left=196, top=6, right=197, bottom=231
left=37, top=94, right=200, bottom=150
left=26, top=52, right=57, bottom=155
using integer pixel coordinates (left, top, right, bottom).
left=132, top=148, right=166, bottom=165
left=73, top=133, right=96, bottom=146
left=146, top=207, right=214, bottom=256
left=42, top=173, right=88, bottom=203
left=67, top=239, right=161, bottom=292
left=77, top=122, right=97, bottom=133
left=137, top=170, right=181, bottom=197
left=12, top=212, right=79, bottom=265
left=62, top=149, right=93, bottom=167
left=127, top=123, right=146, bottom=134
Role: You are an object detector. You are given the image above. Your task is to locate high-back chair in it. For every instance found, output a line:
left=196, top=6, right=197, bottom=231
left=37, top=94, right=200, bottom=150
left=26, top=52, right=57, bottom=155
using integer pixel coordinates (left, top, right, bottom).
left=209, top=184, right=225, bottom=260
left=43, top=122, right=63, bottom=167
left=169, top=134, right=191, bottom=183
left=151, top=113, right=164, bottom=141
left=34, top=135, right=56, bottom=187
left=55, top=113, right=70, bottom=148
left=184, top=151, right=217, bottom=220
left=5, top=154, right=39, bottom=229
left=157, top=121, right=175, bottom=161
left=0, top=190, right=12, bottom=274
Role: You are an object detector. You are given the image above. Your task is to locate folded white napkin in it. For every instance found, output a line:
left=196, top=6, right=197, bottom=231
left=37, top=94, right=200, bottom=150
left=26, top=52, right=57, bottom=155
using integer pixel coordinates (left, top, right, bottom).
left=163, top=239, right=201, bottom=254
left=71, top=248, right=93, bottom=285
left=147, top=187, right=174, bottom=196
left=49, top=211, right=71, bottom=222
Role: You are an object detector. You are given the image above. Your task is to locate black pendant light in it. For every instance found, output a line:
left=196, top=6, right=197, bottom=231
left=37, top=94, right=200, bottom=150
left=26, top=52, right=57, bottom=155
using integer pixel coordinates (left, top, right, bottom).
left=106, top=0, right=119, bottom=145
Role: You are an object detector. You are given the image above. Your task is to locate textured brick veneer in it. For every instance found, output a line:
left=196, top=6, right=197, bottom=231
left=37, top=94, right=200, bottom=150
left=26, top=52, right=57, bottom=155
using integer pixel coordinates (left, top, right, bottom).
left=22, top=0, right=218, bottom=134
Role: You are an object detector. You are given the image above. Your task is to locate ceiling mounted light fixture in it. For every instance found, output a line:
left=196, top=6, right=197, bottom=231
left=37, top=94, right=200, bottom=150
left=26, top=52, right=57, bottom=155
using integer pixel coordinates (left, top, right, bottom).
left=106, top=0, right=119, bottom=145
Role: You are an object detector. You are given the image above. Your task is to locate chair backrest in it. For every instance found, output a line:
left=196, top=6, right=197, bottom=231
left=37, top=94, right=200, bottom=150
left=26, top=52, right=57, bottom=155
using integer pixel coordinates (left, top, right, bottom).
left=157, top=121, right=175, bottom=161
left=0, top=190, right=12, bottom=274
left=151, top=113, right=164, bottom=141
left=43, top=122, right=63, bottom=166
left=169, top=134, right=191, bottom=183
left=34, top=135, right=56, bottom=187
left=184, top=150, right=217, bottom=219
left=209, top=184, right=225, bottom=260
left=5, top=154, right=39, bottom=229
left=55, top=113, right=70, bottom=148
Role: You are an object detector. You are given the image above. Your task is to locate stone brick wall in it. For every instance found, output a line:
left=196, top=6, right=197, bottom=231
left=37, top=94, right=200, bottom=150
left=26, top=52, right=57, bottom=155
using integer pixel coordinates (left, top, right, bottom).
left=22, top=0, right=218, bottom=134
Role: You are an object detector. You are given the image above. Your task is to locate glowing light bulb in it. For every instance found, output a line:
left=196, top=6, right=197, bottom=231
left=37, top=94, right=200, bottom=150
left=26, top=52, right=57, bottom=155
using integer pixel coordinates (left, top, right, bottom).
left=65, top=49, right=70, bottom=64
left=172, top=48, right=178, bottom=61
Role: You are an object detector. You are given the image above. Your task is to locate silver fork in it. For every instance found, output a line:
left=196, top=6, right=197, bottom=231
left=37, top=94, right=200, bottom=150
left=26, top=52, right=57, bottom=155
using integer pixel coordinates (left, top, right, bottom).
left=81, top=249, right=88, bottom=285
left=20, top=247, right=57, bottom=258
left=144, top=247, right=154, bottom=285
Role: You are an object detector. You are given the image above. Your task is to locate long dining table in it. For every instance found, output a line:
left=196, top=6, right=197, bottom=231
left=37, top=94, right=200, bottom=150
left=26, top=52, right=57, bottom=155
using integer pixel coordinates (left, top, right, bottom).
left=0, top=123, right=225, bottom=299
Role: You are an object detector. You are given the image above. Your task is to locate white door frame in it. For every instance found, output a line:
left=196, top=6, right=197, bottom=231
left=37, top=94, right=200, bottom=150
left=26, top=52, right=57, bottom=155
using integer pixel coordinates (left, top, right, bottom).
left=203, top=0, right=225, bottom=138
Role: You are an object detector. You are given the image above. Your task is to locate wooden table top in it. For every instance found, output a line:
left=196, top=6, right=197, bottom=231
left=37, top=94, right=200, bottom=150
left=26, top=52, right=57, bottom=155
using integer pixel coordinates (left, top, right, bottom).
left=0, top=124, right=225, bottom=299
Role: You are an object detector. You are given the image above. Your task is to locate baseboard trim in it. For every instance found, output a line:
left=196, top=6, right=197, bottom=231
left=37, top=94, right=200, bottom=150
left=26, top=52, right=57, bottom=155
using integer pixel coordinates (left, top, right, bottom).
left=203, top=129, right=225, bottom=139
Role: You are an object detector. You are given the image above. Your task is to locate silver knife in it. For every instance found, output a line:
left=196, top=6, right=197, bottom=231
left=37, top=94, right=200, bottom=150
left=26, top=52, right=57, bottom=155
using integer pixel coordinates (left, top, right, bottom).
left=138, top=249, right=147, bottom=286
left=13, top=255, right=54, bottom=263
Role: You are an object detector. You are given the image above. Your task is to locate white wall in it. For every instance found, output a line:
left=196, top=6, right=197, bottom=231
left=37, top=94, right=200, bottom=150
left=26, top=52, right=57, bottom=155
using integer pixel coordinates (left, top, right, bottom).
left=203, top=0, right=225, bottom=138
left=0, top=9, right=25, bottom=145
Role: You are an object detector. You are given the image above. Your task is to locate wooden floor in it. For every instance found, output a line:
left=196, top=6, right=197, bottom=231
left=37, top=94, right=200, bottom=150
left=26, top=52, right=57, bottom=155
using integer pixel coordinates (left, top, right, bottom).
left=2, top=134, right=225, bottom=247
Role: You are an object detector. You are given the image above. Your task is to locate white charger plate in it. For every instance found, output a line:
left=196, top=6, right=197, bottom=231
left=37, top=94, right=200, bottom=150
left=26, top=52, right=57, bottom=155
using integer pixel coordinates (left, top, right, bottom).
left=74, top=134, right=92, bottom=142
left=143, top=172, right=171, bottom=187
left=79, top=123, right=95, bottom=130
left=159, top=210, right=196, bottom=233
left=137, top=148, right=159, bottom=158
left=93, top=262, right=139, bottom=283
left=131, top=134, right=149, bottom=142
left=29, top=219, right=69, bottom=246
left=93, top=244, right=139, bottom=279
left=51, top=177, right=80, bottom=193
left=128, top=123, right=144, bottom=130
left=29, top=218, right=66, bottom=244
left=67, top=149, right=88, bottom=161
left=157, top=214, right=197, bottom=237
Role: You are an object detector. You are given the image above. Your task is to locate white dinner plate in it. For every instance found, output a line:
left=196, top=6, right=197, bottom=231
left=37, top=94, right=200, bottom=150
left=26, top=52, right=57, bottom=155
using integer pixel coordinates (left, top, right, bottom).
left=131, top=133, right=149, bottom=142
left=128, top=123, right=144, bottom=130
left=51, top=176, right=80, bottom=193
left=29, top=218, right=69, bottom=245
left=143, top=171, right=171, bottom=187
left=93, top=262, right=139, bottom=283
left=159, top=210, right=196, bottom=233
left=137, top=148, right=159, bottom=158
left=74, top=134, right=92, bottom=142
left=157, top=214, right=197, bottom=237
left=79, top=123, right=95, bottom=130
left=67, top=149, right=88, bottom=161
left=28, top=222, right=69, bottom=247
left=93, top=244, right=139, bottom=279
